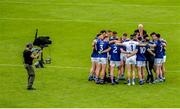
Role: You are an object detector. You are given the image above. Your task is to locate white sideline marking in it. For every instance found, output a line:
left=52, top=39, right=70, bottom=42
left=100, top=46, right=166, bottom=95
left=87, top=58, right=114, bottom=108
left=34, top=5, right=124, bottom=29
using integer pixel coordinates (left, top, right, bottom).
left=0, top=64, right=179, bottom=72
left=0, top=1, right=180, bottom=8
left=0, top=17, right=180, bottom=25
left=0, top=64, right=88, bottom=70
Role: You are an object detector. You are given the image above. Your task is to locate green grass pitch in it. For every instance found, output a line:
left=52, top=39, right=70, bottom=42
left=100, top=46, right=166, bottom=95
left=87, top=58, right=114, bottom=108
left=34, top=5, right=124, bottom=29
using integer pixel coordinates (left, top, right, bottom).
left=0, top=0, right=180, bottom=108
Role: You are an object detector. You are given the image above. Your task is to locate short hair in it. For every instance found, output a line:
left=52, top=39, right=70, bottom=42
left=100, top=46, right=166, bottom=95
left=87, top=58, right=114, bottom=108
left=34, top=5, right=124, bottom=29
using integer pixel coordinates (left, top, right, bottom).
left=26, top=43, right=33, bottom=48
left=107, top=30, right=112, bottom=33
left=137, top=36, right=143, bottom=41
left=100, top=30, right=107, bottom=34
left=113, top=31, right=117, bottom=34
left=130, top=34, right=136, bottom=39
left=134, top=29, right=139, bottom=33
left=123, top=33, right=128, bottom=37
left=156, top=33, right=161, bottom=38
left=96, top=33, right=101, bottom=37
left=150, top=32, right=156, bottom=36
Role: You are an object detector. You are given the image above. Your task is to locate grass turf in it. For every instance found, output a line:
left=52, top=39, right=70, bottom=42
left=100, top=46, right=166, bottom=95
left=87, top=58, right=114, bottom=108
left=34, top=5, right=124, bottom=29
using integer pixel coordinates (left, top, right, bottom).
left=0, top=0, right=180, bottom=107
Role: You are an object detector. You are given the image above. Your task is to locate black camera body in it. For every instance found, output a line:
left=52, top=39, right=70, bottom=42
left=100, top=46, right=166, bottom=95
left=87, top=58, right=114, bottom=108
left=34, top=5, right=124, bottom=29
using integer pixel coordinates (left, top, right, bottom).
left=33, top=36, right=52, bottom=47
left=33, top=29, right=52, bottom=47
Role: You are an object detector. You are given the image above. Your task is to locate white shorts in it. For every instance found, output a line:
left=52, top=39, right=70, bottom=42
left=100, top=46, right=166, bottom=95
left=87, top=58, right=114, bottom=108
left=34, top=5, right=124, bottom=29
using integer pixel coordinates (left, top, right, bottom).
left=91, top=57, right=98, bottom=63
left=126, top=56, right=136, bottom=65
left=97, top=58, right=107, bottom=64
left=136, top=61, right=146, bottom=67
left=110, top=61, right=120, bottom=67
left=120, top=53, right=126, bottom=61
left=154, top=58, right=163, bottom=66
left=163, top=56, right=166, bottom=63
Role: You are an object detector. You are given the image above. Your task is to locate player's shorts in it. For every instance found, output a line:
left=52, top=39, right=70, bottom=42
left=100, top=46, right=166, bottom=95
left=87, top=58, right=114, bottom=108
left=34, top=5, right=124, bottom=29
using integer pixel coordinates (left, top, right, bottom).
left=154, top=58, right=163, bottom=66
left=126, top=56, right=136, bottom=65
left=163, top=55, right=166, bottom=63
left=91, top=57, right=98, bottom=63
left=97, top=58, right=107, bottom=64
left=120, top=53, right=126, bottom=61
left=136, top=61, right=146, bottom=67
left=110, top=61, right=120, bottom=67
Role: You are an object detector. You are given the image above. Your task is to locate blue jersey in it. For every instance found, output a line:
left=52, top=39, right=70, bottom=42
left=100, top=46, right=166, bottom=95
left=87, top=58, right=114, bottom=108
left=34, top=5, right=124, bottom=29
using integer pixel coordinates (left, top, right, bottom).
left=91, top=48, right=98, bottom=58
left=136, top=45, right=149, bottom=61
left=109, top=36, right=118, bottom=41
left=96, top=39, right=109, bottom=58
left=154, top=40, right=164, bottom=58
left=109, top=44, right=121, bottom=61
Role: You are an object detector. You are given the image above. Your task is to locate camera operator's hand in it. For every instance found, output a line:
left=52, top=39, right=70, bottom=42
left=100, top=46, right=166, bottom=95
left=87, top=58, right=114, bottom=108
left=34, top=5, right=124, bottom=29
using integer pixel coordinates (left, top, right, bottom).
left=38, top=50, right=42, bottom=54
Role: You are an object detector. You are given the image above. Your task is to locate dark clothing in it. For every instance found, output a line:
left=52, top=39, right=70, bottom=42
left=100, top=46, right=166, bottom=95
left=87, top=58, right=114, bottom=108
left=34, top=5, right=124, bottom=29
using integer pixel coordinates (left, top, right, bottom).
left=25, top=64, right=35, bottom=88
left=23, top=49, right=33, bottom=65
left=145, top=49, right=155, bottom=82
left=23, top=49, right=35, bottom=88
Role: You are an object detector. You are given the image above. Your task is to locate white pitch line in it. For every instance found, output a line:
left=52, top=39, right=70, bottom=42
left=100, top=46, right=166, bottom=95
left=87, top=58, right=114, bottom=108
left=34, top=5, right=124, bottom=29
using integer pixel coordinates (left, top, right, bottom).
left=0, top=64, right=88, bottom=70
left=0, top=17, right=180, bottom=25
left=0, top=1, right=180, bottom=8
left=0, top=64, right=179, bottom=72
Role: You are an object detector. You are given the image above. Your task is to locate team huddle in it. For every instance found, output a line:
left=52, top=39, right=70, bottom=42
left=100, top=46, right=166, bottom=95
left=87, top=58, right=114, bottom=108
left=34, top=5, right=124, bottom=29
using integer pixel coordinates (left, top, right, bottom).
left=88, top=24, right=167, bottom=85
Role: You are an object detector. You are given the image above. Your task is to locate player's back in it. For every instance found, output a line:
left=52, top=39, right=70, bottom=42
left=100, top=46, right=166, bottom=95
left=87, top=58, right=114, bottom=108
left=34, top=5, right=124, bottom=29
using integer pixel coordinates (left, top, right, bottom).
left=123, top=40, right=139, bottom=53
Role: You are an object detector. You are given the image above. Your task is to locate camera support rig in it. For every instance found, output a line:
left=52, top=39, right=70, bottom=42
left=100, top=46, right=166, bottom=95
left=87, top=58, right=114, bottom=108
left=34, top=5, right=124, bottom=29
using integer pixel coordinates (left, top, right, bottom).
left=33, top=29, right=52, bottom=68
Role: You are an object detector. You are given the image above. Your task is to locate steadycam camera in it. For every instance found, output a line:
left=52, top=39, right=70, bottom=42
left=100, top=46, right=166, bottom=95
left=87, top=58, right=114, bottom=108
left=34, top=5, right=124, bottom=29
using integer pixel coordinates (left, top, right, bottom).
left=33, top=29, right=52, bottom=48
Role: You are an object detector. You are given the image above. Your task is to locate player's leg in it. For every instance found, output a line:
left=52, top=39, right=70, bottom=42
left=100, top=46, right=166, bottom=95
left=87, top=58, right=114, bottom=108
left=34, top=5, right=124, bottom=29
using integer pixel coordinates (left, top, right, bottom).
left=117, top=60, right=123, bottom=81
left=110, top=61, right=115, bottom=85
left=100, top=58, right=107, bottom=84
left=132, top=64, right=136, bottom=85
left=126, top=64, right=131, bottom=85
left=162, top=56, right=166, bottom=81
left=137, top=61, right=143, bottom=85
left=89, top=58, right=96, bottom=81
left=95, top=59, right=101, bottom=84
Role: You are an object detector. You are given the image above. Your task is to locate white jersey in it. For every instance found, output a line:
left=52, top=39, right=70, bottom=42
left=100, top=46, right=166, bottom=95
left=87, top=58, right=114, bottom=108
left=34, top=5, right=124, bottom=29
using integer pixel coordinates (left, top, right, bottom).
left=123, top=40, right=139, bottom=52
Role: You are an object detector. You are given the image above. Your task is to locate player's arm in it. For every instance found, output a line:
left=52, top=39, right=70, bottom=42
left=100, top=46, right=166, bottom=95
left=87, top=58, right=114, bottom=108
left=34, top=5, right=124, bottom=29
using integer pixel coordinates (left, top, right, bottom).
left=92, top=39, right=96, bottom=50
left=147, top=48, right=155, bottom=56
left=120, top=48, right=130, bottom=54
left=148, top=43, right=156, bottom=48
left=115, top=40, right=124, bottom=46
left=102, top=47, right=111, bottom=53
left=126, top=50, right=138, bottom=58
left=137, top=43, right=147, bottom=47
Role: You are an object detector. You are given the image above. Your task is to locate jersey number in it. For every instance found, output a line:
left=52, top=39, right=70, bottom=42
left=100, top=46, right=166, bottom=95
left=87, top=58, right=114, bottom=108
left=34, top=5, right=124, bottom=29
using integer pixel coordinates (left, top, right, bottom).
left=140, top=47, right=146, bottom=54
left=113, top=46, right=117, bottom=53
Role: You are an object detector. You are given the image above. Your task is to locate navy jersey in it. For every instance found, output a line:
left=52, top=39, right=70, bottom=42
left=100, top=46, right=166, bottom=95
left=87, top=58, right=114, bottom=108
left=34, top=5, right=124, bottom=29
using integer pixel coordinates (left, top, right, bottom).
left=154, top=40, right=164, bottom=58
left=145, top=41, right=155, bottom=61
left=136, top=45, right=149, bottom=61
left=109, top=44, right=121, bottom=61
left=96, top=39, right=109, bottom=58
left=109, top=36, right=118, bottom=41
left=91, top=39, right=98, bottom=58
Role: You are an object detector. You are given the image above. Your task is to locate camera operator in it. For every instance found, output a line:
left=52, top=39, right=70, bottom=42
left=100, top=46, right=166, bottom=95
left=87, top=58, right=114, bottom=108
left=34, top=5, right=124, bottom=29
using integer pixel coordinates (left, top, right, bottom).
left=23, top=43, right=41, bottom=90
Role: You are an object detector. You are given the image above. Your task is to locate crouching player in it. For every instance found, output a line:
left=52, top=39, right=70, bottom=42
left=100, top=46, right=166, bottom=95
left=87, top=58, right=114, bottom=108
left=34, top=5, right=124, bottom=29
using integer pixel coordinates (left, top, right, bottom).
left=95, top=34, right=111, bottom=84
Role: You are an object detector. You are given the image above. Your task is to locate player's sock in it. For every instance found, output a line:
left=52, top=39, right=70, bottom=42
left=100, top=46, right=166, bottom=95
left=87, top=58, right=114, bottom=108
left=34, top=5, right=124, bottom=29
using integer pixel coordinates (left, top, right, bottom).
left=127, top=79, right=131, bottom=85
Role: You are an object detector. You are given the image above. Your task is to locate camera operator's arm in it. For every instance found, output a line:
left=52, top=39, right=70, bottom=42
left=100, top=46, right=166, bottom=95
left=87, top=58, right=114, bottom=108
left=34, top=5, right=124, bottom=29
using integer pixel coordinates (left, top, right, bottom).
left=31, top=51, right=42, bottom=59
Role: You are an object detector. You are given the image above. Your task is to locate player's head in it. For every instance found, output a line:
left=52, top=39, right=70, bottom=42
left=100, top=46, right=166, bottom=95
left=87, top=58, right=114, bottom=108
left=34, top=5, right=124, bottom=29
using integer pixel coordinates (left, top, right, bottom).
left=130, top=34, right=136, bottom=40
left=100, top=30, right=107, bottom=36
left=107, top=30, right=113, bottom=36
left=98, top=34, right=104, bottom=39
left=156, top=33, right=161, bottom=39
left=150, top=32, right=156, bottom=37
left=112, top=31, right=117, bottom=37
left=145, top=36, right=150, bottom=42
left=137, top=36, right=143, bottom=42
